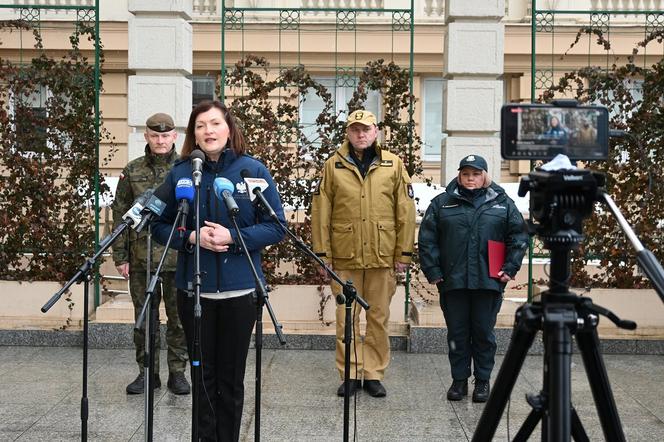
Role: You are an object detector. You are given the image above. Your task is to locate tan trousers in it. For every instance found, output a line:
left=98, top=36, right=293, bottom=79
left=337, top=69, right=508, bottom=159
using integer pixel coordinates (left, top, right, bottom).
left=332, top=267, right=396, bottom=381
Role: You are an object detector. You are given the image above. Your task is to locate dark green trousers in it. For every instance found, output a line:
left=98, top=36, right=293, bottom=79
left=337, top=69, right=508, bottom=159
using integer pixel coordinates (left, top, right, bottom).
left=439, top=288, right=502, bottom=381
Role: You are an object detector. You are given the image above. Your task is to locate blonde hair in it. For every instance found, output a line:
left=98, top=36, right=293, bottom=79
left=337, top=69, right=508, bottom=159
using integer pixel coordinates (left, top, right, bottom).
left=457, top=168, right=493, bottom=188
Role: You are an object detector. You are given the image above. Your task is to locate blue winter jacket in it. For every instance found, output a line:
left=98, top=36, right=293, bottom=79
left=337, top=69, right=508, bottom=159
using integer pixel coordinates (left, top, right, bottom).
left=151, top=148, right=286, bottom=292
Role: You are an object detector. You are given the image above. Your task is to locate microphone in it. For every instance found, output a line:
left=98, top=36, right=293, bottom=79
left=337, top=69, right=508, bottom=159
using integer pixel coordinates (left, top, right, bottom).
left=122, top=189, right=153, bottom=228
left=134, top=182, right=169, bottom=233
left=190, top=149, right=205, bottom=187
left=213, top=177, right=240, bottom=216
left=175, top=177, right=195, bottom=238
left=240, top=169, right=277, bottom=219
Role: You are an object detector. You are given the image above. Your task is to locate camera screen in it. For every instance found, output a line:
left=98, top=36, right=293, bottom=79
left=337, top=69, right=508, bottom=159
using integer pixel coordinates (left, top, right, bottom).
left=501, top=104, right=609, bottom=160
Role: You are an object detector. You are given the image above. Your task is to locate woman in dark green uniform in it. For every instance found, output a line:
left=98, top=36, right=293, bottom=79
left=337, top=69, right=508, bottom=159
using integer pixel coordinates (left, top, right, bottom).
left=418, top=154, right=527, bottom=402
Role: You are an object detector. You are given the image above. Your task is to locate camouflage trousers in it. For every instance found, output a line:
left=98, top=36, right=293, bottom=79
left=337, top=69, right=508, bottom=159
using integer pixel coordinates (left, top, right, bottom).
left=129, top=270, right=188, bottom=374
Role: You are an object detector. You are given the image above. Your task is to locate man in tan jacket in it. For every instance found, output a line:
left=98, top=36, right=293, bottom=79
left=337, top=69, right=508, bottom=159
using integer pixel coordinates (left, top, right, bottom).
left=312, top=109, right=416, bottom=397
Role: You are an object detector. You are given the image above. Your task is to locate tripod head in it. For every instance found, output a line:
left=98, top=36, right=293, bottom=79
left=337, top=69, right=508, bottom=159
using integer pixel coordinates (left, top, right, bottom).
left=518, top=167, right=606, bottom=297
left=519, top=168, right=604, bottom=249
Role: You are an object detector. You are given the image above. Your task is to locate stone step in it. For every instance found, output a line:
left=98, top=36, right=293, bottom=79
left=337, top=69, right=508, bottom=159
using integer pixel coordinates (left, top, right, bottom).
left=410, top=287, right=664, bottom=340
left=95, top=285, right=411, bottom=335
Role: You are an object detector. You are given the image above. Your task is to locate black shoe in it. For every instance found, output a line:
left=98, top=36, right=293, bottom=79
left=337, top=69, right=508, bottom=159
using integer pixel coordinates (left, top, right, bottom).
left=337, top=380, right=362, bottom=397
left=472, top=379, right=490, bottom=403
left=363, top=380, right=387, bottom=398
left=126, top=372, right=161, bottom=394
left=447, top=379, right=468, bottom=401
left=167, top=372, right=191, bottom=395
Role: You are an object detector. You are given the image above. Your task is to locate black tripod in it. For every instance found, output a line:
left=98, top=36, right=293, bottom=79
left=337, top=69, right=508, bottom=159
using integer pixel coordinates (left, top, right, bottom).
left=472, top=168, right=664, bottom=441
left=135, top=208, right=186, bottom=441
left=226, top=210, right=286, bottom=442
left=247, top=190, right=368, bottom=442
left=41, top=213, right=141, bottom=441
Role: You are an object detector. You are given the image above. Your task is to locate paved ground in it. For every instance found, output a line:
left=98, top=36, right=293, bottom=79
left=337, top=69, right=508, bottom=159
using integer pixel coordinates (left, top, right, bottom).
left=1, top=346, right=663, bottom=441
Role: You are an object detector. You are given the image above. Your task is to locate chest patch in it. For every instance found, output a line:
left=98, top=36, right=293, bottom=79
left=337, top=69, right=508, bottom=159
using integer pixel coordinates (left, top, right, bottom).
left=236, top=182, right=247, bottom=194
left=380, top=160, right=393, bottom=167
left=335, top=161, right=345, bottom=169
left=491, top=204, right=507, bottom=210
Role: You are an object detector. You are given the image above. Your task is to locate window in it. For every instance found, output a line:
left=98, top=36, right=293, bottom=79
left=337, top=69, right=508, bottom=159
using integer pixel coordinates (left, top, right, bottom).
left=192, top=75, right=216, bottom=106
left=8, top=84, right=70, bottom=158
left=594, top=79, right=643, bottom=122
left=300, top=77, right=381, bottom=147
left=421, top=77, right=444, bottom=161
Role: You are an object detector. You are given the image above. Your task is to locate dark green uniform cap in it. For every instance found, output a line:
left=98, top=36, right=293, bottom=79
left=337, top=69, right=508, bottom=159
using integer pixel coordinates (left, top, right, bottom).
left=146, top=113, right=175, bottom=132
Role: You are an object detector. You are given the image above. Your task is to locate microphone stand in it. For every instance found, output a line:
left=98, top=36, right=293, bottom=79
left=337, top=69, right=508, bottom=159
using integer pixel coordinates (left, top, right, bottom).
left=135, top=217, right=181, bottom=442
left=145, top=226, right=157, bottom=441
left=227, top=212, right=286, bottom=442
left=251, top=194, right=369, bottom=442
left=41, top=218, right=134, bottom=442
left=191, top=181, right=203, bottom=442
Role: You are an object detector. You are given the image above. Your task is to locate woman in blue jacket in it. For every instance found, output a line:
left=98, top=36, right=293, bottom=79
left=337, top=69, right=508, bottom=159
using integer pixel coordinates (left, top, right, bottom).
left=152, top=100, right=285, bottom=441
left=418, top=155, right=527, bottom=404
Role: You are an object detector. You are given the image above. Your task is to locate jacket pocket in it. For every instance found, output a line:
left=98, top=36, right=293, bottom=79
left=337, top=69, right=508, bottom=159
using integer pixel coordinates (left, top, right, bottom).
left=482, top=208, right=508, bottom=239
left=377, top=221, right=396, bottom=257
left=331, top=223, right=355, bottom=259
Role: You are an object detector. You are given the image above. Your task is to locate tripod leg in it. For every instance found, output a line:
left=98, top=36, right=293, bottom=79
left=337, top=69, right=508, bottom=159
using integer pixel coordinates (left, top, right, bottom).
left=472, top=304, right=540, bottom=442
left=513, top=408, right=543, bottom=442
left=571, top=407, right=590, bottom=442
left=576, top=327, right=626, bottom=442
left=544, top=308, right=574, bottom=442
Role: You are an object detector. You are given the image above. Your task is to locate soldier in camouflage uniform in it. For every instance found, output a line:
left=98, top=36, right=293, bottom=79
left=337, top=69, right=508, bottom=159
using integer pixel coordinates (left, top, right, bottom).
left=111, top=113, right=190, bottom=395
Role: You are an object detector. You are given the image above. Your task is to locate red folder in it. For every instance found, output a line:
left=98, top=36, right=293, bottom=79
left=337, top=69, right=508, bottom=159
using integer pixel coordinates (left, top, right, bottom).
left=488, top=240, right=506, bottom=278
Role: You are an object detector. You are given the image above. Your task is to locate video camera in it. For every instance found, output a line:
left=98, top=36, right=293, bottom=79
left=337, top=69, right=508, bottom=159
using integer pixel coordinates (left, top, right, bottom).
left=475, top=99, right=664, bottom=442
left=499, top=100, right=610, bottom=243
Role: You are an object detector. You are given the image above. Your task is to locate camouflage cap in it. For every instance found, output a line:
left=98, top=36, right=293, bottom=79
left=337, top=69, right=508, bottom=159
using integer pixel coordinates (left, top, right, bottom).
left=145, top=113, right=175, bottom=133
left=346, top=110, right=377, bottom=127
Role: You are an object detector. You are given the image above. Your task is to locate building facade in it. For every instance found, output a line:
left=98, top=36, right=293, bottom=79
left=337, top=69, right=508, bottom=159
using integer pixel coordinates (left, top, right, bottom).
left=1, top=0, right=661, bottom=184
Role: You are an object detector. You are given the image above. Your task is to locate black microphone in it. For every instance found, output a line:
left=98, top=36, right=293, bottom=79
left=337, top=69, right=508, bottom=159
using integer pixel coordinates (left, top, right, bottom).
left=134, top=182, right=170, bottom=233
left=190, top=149, right=205, bottom=187
left=213, top=177, right=240, bottom=216
left=240, top=169, right=278, bottom=220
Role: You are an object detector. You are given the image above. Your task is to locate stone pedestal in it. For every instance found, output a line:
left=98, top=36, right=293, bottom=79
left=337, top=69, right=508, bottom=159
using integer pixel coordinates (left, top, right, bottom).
left=441, top=0, right=505, bottom=183
left=127, top=0, right=193, bottom=161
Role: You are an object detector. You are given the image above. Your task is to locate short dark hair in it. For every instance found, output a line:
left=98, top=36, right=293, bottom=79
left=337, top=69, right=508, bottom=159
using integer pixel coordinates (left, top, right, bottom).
left=181, top=100, right=246, bottom=158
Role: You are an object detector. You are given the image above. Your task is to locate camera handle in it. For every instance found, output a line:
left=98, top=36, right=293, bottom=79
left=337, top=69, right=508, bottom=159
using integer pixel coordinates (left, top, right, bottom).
left=599, top=191, right=664, bottom=302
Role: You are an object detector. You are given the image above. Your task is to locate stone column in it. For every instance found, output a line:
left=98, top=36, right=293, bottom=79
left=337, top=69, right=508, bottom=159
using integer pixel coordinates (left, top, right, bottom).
left=441, top=0, right=504, bottom=184
left=127, top=0, right=193, bottom=160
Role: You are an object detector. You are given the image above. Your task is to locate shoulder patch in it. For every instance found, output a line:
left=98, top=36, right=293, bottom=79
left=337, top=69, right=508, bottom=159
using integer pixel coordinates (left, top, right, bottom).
left=380, top=160, right=393, bottom=167
left=119, top=172, right=126, bottom=180
left=407, top=184, right=414, bottom=199
left=335, top=161, right=345, bottom=169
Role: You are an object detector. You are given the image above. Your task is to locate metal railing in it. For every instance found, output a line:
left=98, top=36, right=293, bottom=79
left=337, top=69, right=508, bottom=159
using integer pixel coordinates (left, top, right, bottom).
left=193, top=0, right=444, bottom=19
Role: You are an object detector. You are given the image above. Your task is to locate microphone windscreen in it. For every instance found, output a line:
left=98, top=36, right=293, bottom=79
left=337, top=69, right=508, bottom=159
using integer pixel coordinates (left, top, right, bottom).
left=175, top=178, right=195, bottom=202
left=190, top=149, right=205, bottom=162
left=213, top=177, right=234, bottom=201
left=153, top=181, right=171, bottom=201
